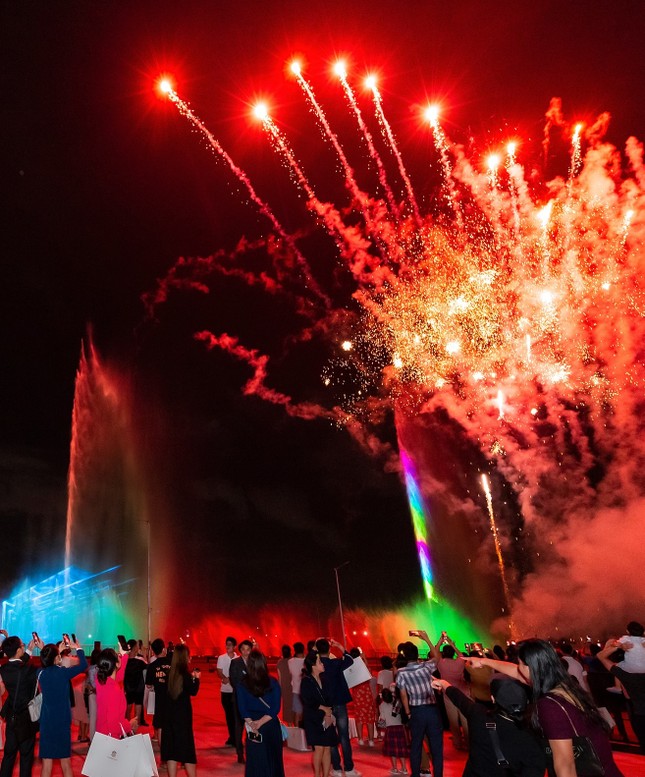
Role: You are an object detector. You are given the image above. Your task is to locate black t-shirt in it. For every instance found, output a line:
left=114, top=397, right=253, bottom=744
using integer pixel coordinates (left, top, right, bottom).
left=124, top=655, right=147, bottom=694
left=145, top=656, right=172, bottom=698
left=446, top=685, right=547, bottom=777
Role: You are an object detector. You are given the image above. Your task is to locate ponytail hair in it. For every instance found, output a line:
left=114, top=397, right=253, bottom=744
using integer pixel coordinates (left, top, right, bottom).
left=40, top=643, right=59, bottom=667
left=96, top=648, right=118, bottom=685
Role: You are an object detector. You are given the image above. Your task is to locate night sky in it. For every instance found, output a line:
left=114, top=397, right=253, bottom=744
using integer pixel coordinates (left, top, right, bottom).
left=2, top=1, right=645, bottom=627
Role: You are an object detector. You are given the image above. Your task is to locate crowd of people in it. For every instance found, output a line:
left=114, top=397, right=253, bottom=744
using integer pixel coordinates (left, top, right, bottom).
left=215, top=624, right=644, bottom=777
left=0, top=631, right=200, bottom=777
left=0, top=621, right=644, bottom=777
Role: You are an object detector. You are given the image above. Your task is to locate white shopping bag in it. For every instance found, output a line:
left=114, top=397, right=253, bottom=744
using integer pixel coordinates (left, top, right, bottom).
left=144, top=687, right=156, bottom=715
left=343, top=658, right=372, bottom=689
left=136, top=733, right=159, bottom=777
left=285, top=726, right=310, bottom=751
left=82, top=732, right=157, bottom=777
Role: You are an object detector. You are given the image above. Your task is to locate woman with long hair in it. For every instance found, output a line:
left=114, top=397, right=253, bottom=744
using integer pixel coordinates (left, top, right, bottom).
left=161, top=643, right=200, bottom=777
left=275, top=644, right=293, bottom=726
left=467, top=638, right=624, bottom=776
left=300, top=651, right=337, bottom=777
left=95, top=647, right=137, bottom=738
left=38, top=639, right=88, bottom=777
left=236, top=648, right=284, bottom=777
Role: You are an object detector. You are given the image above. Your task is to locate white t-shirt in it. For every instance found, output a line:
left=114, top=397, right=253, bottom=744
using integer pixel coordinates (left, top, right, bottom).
left=379, top=699, right=401, bottom=727
left=376, top=669, right=394, bottom=689
left=217, top=651, right=238, bottom=693
left=288, top=656, right=305, bottom=694
left=563, top=655, right=590, bottom=693
left=619, top=635, right=645, bottom=672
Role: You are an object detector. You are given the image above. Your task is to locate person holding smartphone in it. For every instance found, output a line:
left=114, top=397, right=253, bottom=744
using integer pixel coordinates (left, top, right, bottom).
left=0, top=633, right=42, bottom=777
left=38, top=637, right=88, bottom=777
left=236, top=649, right=284, bottom=777
left=95, top=645, right=136, bottom=738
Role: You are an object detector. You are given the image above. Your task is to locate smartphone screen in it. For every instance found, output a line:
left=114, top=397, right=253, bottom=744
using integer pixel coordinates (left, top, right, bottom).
left=117, top=634, right=129, bottom=651
left=63, top=633, right=70, bottom=645
left=71, top=633, right=77, bottom=644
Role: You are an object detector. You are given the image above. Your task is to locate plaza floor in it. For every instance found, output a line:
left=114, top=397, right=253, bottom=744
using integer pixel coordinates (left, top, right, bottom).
left=4, top=662, right=643, bottom=775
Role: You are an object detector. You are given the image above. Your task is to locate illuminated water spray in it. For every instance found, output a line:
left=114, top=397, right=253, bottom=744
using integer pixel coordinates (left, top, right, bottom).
left=400, top=450, right=435, bottom=601
left=154, top=60, right=645, bottom=635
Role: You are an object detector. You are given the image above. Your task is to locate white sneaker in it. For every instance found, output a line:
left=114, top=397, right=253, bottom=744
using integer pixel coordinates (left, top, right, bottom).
left=389, top=770, right=400, bottom=775
left=368, top=740, right=375, bottom=747
left=345, top=771, right=362, bottom=777
left=330, top=770, right=344, bottom=777
left=358, top=739, right=365, bottom=745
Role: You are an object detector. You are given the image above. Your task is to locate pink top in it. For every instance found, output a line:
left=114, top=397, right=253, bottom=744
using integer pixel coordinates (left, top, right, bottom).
left=95, top=654, right=131, bottom=738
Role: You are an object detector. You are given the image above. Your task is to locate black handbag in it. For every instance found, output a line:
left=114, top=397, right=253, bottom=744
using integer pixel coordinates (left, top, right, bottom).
left=544, top=696, right=605, bottom=776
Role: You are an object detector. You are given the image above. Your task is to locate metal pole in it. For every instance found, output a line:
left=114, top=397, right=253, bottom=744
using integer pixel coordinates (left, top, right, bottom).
left=334, top=562, right=349, bottom=649
left=147, top=518, right=151, bottom=647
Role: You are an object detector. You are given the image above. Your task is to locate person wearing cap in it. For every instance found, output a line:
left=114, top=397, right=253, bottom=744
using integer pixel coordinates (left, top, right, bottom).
left=431, top=676, right=547, bottom=776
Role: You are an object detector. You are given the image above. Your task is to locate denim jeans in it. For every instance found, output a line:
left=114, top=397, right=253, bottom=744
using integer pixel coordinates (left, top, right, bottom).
left=330, top=703, right=354, bottom=771
left=408, top=704, right=443, bottom=777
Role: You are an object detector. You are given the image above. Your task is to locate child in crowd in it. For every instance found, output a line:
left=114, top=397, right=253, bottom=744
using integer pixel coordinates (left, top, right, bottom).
left=618, top=621, right=645, bottom=672
left=379, top=688, right=409, bottom=775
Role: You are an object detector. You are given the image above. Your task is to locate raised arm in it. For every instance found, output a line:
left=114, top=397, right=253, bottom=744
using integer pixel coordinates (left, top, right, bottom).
left=597, top=639, right=622, bottom=672
left=416, top=630, right=440, bottom=661
left=465, top=656, right=525, bottom=683
left=432, top=678, right=475, bottom=719
left=63, top=647, right=88, bottom=679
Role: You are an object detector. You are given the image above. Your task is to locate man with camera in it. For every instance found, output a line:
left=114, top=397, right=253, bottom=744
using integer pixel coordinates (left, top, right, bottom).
left=0, top=634, right=41, bottom=777
left=396, top=630, right=443, bottom=777
left=316, top=637, right=361, bottom=777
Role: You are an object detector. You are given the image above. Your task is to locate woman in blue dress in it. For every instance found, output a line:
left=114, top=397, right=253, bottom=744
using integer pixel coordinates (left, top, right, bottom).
left=236, top=649, right=285, bottom=777
left=39, top=639, right=88, bottom=777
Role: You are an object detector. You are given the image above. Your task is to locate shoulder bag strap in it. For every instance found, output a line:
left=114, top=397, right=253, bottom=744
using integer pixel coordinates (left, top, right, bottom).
left=547, top=695, right=580, bottom=737
left=33, top=670, right=43, bottom=699
left=11, top=664, right=25, bottom=713
left=485, top=712, right=511, bottom=769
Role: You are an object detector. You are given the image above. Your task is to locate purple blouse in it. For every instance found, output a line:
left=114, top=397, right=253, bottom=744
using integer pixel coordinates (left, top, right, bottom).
left=537, top=693, right=623, bottom=777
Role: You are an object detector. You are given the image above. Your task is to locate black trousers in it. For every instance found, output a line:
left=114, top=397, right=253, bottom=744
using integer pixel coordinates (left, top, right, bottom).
left=231, top=691, right=245, bottom=758
left=0, top=720, right=36, bottom=777
left=221, top=691, right=236, bottom=743
left=627, top=705, right=645, bottom=752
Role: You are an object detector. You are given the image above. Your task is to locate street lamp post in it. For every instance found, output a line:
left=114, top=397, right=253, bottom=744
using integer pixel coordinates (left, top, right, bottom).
left=334, top=562, right=349, bottom=649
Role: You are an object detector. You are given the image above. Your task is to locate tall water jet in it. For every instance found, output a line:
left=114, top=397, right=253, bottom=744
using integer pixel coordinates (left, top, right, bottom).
left=62, top=338, right=151, bottom=641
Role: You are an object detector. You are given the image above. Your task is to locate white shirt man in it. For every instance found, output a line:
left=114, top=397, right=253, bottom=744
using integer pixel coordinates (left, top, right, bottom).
left=216, top=637, right=239, bottom=747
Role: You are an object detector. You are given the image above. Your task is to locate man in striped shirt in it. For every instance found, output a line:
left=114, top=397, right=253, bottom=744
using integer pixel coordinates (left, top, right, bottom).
left=396, top=632, right=443, bottom=777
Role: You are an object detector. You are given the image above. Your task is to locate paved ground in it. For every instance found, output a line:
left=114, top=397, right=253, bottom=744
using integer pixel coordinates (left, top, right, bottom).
left=4, top=661, right=643, bottom=775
